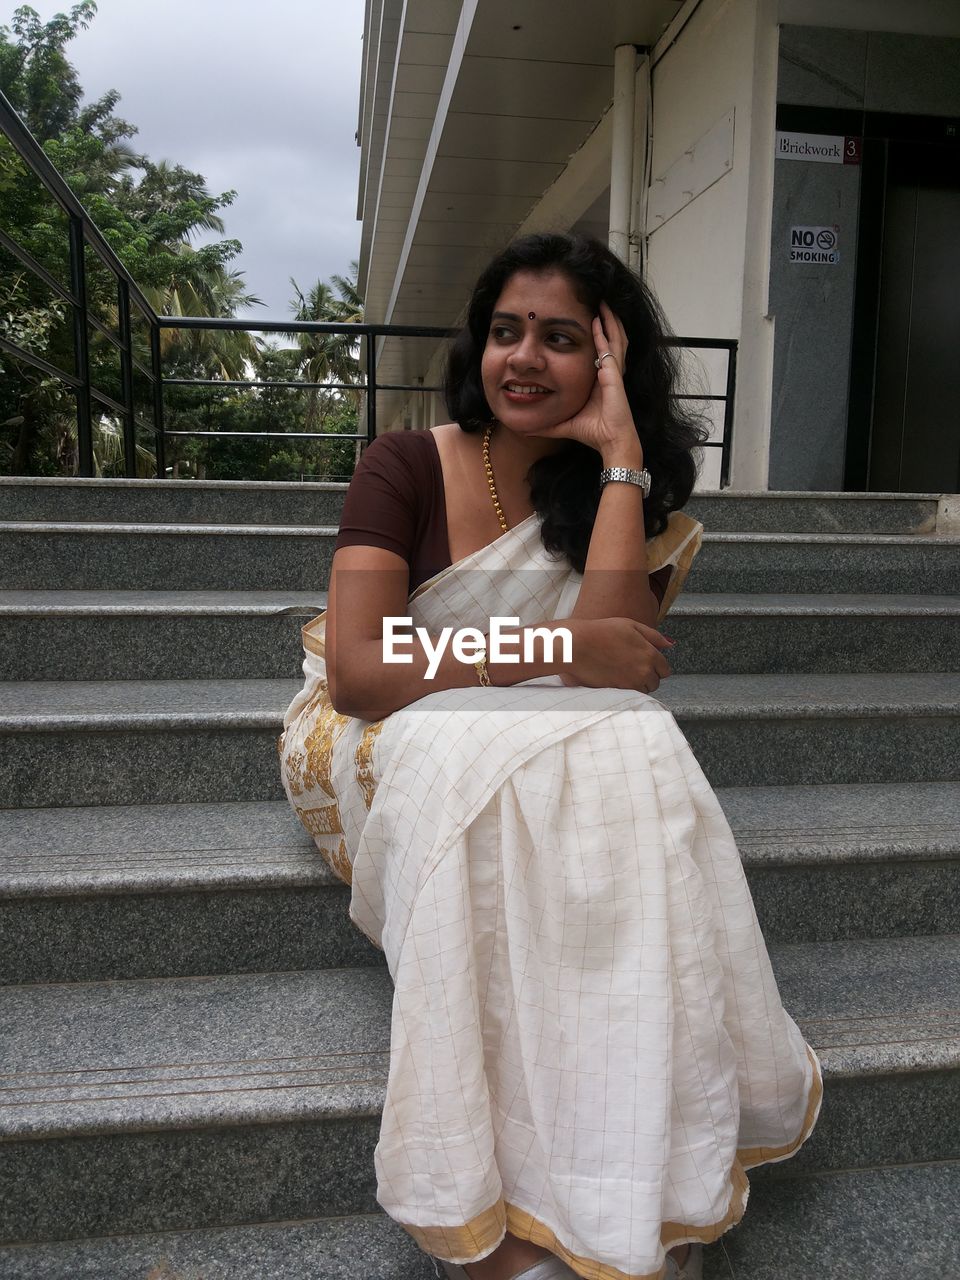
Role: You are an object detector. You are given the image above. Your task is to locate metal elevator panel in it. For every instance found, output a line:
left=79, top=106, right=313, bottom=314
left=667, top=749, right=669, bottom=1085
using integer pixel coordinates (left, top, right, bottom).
left=869, top=140, right=960, bottom=493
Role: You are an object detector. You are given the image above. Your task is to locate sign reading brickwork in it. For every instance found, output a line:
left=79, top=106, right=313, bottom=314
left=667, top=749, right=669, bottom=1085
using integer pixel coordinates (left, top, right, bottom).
left=776, top=131, right=861, bottom=164
left=789, top=226, right=840, bottom=264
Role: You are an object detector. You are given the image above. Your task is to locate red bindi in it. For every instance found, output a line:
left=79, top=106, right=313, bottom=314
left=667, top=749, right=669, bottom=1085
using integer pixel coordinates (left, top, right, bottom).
left=528, top=311, right=536, bottom=319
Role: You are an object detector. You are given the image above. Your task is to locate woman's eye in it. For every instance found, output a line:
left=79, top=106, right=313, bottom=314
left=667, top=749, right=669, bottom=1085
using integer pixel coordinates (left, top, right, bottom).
left=548, top=332, right=574, bottom=345
left=491, top=325, right=515, bottom=341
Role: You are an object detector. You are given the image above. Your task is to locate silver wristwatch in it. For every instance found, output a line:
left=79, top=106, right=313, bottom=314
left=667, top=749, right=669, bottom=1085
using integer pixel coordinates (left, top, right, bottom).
left=599, top=465, right=652, bottom=498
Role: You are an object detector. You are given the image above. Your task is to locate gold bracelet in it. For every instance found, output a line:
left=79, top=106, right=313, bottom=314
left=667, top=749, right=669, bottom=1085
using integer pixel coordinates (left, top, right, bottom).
left=474, top=650, right=491, bottom=686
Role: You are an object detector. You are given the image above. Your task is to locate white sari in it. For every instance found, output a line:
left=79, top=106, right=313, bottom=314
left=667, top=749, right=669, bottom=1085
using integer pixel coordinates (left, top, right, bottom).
left=278, top=512, right=822, bottom=1280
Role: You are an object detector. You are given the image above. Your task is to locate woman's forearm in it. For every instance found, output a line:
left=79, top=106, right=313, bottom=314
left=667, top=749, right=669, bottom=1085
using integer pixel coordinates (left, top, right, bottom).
left=330, top=622, right=579, bottom=721
left=571, top=442, right=659, bottom=628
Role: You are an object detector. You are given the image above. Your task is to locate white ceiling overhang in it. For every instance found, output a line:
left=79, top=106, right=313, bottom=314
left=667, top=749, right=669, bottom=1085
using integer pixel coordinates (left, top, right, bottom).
left=358, top=0, right=685, bottom=418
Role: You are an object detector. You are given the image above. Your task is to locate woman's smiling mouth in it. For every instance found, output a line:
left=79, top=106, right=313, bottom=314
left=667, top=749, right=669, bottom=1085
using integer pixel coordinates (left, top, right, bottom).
left=503, top=382, right=552, bottom=400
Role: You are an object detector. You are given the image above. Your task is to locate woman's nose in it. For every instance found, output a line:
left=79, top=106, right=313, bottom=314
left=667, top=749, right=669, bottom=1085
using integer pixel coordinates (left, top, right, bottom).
left=508, top=331, right=545, bottom=370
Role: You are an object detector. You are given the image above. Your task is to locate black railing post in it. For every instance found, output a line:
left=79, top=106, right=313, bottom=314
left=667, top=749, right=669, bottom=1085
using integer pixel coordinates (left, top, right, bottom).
left=150, top=320, right=165, bottom=478
left=117, top=278, right=137, bottom=477
left=68, top=213, right=93, bottom=477
left=720, top=342, right=737, bottom=489
left=365, top=334, right=377, bottom=444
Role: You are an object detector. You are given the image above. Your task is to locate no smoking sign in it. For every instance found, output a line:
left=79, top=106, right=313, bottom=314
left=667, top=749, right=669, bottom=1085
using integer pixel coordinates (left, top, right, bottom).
left=789, top=225, right=840, bottom=264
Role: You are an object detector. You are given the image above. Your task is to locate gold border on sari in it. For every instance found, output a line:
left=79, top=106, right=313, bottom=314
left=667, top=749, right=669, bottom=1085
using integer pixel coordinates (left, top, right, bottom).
left=355, top=720, right=384, bottom=809
left=402, top=1044, right=822, bottom=1279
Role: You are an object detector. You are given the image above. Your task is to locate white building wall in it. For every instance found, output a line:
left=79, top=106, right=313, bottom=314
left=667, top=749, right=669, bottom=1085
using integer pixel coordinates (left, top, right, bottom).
left=645, top=0, right=777, bottom=489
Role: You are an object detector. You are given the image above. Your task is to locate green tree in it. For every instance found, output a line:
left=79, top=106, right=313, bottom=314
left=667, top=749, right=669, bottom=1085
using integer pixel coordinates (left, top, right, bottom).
left=285, top=261, right=363, bottom=435
left=0, top=1, right=259, bottom=474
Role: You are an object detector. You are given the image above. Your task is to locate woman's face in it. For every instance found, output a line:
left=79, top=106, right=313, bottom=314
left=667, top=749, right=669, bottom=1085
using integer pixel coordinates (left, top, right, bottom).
left=480, top=269, right=598, bottom=437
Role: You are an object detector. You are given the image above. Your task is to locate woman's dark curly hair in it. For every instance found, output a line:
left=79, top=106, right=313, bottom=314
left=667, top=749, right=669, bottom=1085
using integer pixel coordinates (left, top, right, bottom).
left=443, top=232, right=708, bottom=573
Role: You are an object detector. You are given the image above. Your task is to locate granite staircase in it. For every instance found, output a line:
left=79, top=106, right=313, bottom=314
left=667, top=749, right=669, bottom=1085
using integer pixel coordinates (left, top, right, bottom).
left=0, top=476, right=957, bottom=1279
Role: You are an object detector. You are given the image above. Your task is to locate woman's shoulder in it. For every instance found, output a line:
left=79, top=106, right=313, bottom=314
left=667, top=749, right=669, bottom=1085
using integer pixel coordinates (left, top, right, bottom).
left=352, top=428, right=440, bottom=487
left=365, top=428, right=441, bottom=457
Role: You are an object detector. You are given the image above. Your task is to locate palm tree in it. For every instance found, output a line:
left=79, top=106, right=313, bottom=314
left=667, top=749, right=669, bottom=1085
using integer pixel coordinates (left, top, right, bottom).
left=286, top=262, right=364, bottom=431
left=156, top=256, right=262, bottom=381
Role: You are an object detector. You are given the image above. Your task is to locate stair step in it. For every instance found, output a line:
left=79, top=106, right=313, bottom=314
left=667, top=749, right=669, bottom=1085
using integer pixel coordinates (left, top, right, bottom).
left=0, top=936, right=957, bottom=1244
left=717, top=781, right=960, bottom=944
left=0, top=801, right=381, bottom=984
left=1, top=1163, right=956, bottom=1278
left=0, top=476, right=348, bottom=527
left=0, top=1211, right=437, bottom=1279
left=669, top=592, right=960, bottom=674
left=3, top=590, right=958, bottom=680
left=687, top=531, right=960, bottom=594
left=702, top=1160, right=960, bottom=1279
left=0, top=478, right=946, bottom=536
left=0, top=590, right=326, bottom=680
left=658, top=672, right=960, bottom=787
left=0, top=522, right=339, bottom=590
left=2, top=785, right=958, bottom=984
left=2, top=673, right=958, bottom=807
left=3, top=522, right=959, bottom=592
left=0, top=678, right=294, bottom=807
left=686, top=490, right=943, bottom=535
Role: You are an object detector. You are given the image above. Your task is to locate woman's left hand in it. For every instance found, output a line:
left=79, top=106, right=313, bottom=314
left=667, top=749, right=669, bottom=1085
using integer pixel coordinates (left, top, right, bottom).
left=535, top=301, right=642, bottom=464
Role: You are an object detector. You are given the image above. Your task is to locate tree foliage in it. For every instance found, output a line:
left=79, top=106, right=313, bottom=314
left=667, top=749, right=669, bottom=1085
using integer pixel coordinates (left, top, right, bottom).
left=0, top=2, right=363, bottom=481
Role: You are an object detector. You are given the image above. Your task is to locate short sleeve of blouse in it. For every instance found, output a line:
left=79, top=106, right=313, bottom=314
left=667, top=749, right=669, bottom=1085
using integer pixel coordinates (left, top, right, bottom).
left=334, top=433, right=452, bottom=597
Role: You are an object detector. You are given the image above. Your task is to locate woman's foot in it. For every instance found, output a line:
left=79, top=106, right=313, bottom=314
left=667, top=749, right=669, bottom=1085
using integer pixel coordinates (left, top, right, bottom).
left=454, top=1231, right=566, bottom=1279
left=666, top=1243, right=702, bottom=1279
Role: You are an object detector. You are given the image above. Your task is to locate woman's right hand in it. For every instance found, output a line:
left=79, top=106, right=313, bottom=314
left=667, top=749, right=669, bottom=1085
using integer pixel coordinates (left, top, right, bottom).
left=561, top=616, right=673, bottom=693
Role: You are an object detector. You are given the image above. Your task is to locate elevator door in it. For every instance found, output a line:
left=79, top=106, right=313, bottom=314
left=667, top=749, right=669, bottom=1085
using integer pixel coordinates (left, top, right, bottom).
left=868, top=141, right=960, bottom=493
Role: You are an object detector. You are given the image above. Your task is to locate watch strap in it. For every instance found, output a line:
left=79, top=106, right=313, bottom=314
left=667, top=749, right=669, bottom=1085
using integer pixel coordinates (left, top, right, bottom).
left=599, top=465, right=651, bottom=497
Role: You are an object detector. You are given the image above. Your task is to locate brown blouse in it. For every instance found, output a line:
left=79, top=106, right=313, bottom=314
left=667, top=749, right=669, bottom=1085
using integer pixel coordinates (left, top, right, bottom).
left=335, top=429, right=671, bottom=602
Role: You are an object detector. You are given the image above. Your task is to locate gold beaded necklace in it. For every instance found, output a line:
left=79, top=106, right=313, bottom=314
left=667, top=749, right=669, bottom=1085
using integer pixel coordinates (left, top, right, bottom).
left=482, top=422, right=510, bottom=533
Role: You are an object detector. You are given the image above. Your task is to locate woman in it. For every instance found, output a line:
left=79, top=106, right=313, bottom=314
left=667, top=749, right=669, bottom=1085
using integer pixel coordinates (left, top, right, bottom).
left=279, top=234, right=822, bottom=1280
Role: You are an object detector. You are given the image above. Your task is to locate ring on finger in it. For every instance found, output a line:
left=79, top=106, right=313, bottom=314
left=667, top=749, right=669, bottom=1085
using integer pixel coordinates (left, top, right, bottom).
left=594, top=351, right=618, bottom=370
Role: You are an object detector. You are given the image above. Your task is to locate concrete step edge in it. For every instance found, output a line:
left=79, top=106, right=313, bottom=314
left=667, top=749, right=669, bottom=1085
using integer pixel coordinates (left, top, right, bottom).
left=0, top=1211, right=435, bottom=1279
left=3, top=520, right=959, bottom=546
left=3, top=674, right=960, bottom=733
left=0, top=800, right=331, bottom=898
left=0, top=590, right=328, bottom=617
left=0, top=521, right=340, bottom=537
left=1, top=589, right=957, bottom=618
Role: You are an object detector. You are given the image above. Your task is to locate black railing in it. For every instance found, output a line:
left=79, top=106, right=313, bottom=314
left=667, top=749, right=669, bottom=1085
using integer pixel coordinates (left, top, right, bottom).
left=0, top=87, right=162, bottom=477
left=158, top=315, right=455, bottom=456
left=1, top=88, right=737, bottom=486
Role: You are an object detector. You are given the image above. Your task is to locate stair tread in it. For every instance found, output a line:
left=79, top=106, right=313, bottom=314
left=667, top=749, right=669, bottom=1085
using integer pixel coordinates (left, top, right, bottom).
left=0, top=590, right=328, bottom=614
left=0, top=935, right=957, bottom=1141
left=3, top=518, right=958, bottom=544
left=674, top=592, right=960, bottom=615
left=1, top=588, right=957, bottom=616
left=0, top=1210, right=437, bottom=1279
left=0, top=1160, right=957, bottom=1278
left=0, top=520, right=340, bottom=536
left=1, top=785, right=957, bottom=898
left=0, top=800, right=334, bottom=896
left=700, top=1160, right=960, bottom=1279
left=3, top=673, right=960, bottom=729
left=715, top=781, right=960, bottom=862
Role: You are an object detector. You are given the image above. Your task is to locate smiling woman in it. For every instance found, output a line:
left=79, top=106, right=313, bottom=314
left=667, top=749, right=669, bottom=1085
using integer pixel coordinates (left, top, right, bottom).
left=480, top=271, right=599, bottom=430
left=278, top=233, right=822, bottom=1280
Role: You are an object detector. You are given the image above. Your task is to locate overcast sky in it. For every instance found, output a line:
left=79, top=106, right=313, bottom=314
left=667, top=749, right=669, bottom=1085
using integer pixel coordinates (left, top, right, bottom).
left=19, top=0, right=365, bottom=317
